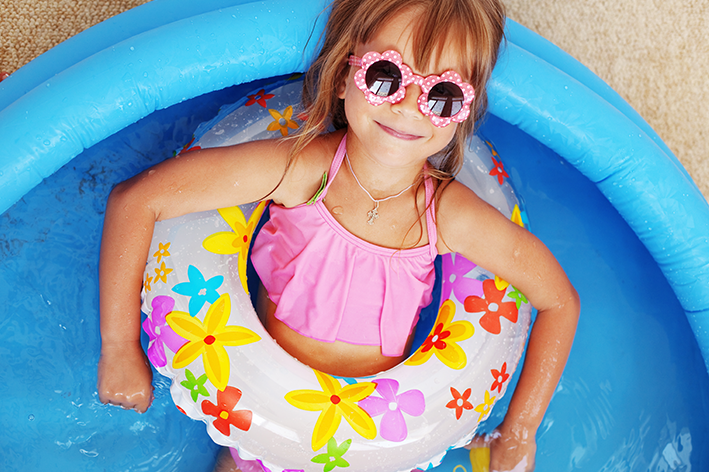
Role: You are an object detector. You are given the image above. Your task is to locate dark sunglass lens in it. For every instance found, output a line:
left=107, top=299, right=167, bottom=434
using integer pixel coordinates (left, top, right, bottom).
left=365, top=60, right=402, bottom=97
left=427, top=82, right=465, bottom=117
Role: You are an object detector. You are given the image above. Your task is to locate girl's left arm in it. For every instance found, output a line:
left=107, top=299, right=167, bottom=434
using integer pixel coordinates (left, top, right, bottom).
left=437, top=182, right=580, bottom=472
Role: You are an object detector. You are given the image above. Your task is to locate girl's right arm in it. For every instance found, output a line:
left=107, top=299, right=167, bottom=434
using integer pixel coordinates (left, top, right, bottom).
left=96, top=137, right=329, bottom=412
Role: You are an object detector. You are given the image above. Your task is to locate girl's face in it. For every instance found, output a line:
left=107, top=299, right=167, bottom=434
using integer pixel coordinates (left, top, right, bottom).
left=340, top=9, right=467, bottom=170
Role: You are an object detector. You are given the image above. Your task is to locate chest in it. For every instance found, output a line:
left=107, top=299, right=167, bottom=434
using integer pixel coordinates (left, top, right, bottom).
left=321, top=170, right=431, bottom=250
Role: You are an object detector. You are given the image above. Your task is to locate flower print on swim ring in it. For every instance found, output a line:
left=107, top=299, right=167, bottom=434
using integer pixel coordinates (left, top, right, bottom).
left=140, top=78, right=533, bottom=472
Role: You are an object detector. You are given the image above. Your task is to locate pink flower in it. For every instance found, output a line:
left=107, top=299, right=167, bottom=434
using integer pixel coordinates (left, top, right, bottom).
left=359, top=379, right=425, bottom=442
left=142, top=296, right=187, bottom=367
left=441, top=254, right=483, bottom=303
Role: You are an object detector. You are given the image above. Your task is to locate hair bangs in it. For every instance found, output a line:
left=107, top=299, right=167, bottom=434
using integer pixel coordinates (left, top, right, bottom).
left=410, top=5, right=476, bottom=81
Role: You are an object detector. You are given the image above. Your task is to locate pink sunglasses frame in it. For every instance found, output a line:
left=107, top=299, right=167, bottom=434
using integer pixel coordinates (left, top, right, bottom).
left=348, top=50, right=475, bottom=128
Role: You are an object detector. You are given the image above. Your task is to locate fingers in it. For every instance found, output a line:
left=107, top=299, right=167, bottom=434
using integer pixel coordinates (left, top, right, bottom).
left=98, top=381, right=154, bottom=413
left=490, top=456, right=530, bottom=472
left=97, top=345, right=154, bottom=413
left=101, top=392, right=153, bottom=413
left=465, top=430, right=501, bottom=449
left=467, top=429, right=535, bottom=472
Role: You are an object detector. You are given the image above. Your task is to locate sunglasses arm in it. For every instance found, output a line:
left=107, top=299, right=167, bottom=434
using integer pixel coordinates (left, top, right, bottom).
left=348, top=55, right=362, bottom=67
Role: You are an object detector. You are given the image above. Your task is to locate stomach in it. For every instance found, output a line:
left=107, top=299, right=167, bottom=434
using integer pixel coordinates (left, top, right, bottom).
left=257, top=284, right=412, bottom=377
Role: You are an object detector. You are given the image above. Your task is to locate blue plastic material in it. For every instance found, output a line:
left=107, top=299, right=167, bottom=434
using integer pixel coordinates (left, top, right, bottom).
left=1, top=0, right=709, bottom=470
left=2, top=83, right=707, bottom=471
left=0, top=0, right=327, bottom=214
left=1, top=0, right=707, bottom=374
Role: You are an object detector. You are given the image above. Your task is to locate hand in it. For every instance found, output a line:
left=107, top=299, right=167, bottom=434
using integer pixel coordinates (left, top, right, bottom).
left=98, top=341, right=154, bottom=413
left=467, top=422, right=536, bottom=472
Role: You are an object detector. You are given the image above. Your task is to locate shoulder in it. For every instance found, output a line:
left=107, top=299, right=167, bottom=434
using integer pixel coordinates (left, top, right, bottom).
left=434, top=181, right=578, bottom=318
left=434, top=179, right=523, bottom=256
left=273, top=129, right=345, bottom=207
left=435, top=179, right=501, bottom=231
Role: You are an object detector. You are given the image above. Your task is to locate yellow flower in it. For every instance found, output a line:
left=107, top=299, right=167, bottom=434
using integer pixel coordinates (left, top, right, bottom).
left=154, top=261, right=173, bottom=284
left=202, top=201, right=267, bottom=294
left=405, top=299, right=474, bottom=370
left=511, top=204, right=524, bottom=228
left=473, top=390, right=496, bottom=422
left=285, top=370, right=377, bottom=451
left=494, top=275, right=509, bottom=292
left=266, top=106, right=299, bottom=136
left=144, top=273, right=153, bottom=292
left=153, top=242, right=171, bottom=263
left=485, top=140, right=499, bottom=158
left=167, top=293, right=261, bottom=391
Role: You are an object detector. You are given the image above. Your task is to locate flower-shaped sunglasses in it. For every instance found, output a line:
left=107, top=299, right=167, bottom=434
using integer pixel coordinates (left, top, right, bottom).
left=348, top=50, right=475, bottom=127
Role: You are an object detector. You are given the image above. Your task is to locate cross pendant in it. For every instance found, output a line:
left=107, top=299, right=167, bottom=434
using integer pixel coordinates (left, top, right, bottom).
left=367, top=206, right=379, bottom=225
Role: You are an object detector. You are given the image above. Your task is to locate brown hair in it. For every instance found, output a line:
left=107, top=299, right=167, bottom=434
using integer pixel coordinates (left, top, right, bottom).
left=294, top=0, right=506, bottom=181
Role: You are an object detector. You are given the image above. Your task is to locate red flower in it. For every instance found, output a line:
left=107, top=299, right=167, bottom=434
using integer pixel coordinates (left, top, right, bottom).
left=446, top=387, right=473, bottom=420
left=489, top=156, right=509, bottom=185
left=490, top=362, right=510, bottom=393
left=421, top=322, right=451, bottom=353
left=202, top=386, right=252, bottom=435
left=246, top=89, right=275, bottom=108
left=175, top=136, right=201, bottom=156
left=463, top=279, right=518, bottom=335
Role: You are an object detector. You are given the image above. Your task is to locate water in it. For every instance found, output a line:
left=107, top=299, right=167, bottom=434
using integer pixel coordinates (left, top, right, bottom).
left=1, top=83, right=708, bottom=471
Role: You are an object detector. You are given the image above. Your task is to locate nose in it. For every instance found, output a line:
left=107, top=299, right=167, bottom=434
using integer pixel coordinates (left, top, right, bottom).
left=390, top=83, right=424, bottom=120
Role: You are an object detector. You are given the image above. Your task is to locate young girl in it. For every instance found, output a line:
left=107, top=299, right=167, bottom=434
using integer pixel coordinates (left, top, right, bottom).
left=97, top=0, right=579, bottom=470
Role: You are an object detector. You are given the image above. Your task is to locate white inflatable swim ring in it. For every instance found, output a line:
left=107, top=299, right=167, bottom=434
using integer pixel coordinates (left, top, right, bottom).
left=141, top=77, right=532, bottom=472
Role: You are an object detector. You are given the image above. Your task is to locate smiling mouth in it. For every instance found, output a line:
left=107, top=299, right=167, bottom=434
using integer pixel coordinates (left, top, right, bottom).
left=377, top=122, right=421, bottom=141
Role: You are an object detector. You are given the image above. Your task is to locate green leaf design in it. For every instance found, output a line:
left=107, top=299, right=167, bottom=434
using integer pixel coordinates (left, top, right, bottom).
left=311, top=438, right=351, bottom=472
left=180, top=369, right=210, bottom=402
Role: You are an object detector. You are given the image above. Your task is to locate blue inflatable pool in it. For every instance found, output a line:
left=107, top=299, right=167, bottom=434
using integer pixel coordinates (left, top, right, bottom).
left=1, top=0, right=708, bottom=470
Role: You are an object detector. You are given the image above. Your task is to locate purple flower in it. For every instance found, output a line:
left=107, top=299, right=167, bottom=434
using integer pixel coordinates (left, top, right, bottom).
left=142, top=295, right=187, bottom=367
left=441, top=253, right=483, bottom=303
left=359, top=379, right=425, bottom=442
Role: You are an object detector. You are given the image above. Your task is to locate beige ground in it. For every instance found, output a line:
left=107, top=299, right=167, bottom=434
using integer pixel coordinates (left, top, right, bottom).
left=505, top=0, right=709, bottom=198
left=1, top=0, right=707, bottom=198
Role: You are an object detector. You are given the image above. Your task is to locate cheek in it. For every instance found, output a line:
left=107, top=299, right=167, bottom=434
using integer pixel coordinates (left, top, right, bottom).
left=343, top=82, right=375, bottom=121
left=435, top=123, right=458, bottom=146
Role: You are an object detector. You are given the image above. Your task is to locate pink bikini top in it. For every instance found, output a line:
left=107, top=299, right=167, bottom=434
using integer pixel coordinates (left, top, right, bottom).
left=250, top=135, right=438, bottom=357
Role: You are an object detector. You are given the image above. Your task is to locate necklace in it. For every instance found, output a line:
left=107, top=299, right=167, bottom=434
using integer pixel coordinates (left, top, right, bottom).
left=345, top=153, right=416, bottom=225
